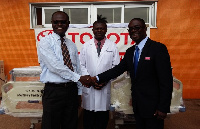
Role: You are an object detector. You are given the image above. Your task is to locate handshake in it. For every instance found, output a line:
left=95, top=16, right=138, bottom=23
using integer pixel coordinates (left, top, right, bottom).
left=79, top=75, right=106, bottom=90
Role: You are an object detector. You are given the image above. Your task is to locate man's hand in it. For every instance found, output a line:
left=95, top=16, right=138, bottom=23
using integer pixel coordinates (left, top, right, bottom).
left=90, top=77, right=107, bottom=90
left=154, top=110, right=167, bottom=120
left=79, top=75, right=92, bottom=87
left=91, top=76, right=101, bottom=89
left=79, top=76, right=107, bottom=90
left=93, top=82, right=107, bottom=90
left=91, top=76, right=98, bottom=85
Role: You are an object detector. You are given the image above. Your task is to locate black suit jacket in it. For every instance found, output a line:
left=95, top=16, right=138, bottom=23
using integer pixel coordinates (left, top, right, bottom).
left=98, top=38, right=173, bottom=117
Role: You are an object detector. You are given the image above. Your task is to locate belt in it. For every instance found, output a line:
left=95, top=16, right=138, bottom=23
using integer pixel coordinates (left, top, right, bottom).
left=45, top=82, right=75, bottom=88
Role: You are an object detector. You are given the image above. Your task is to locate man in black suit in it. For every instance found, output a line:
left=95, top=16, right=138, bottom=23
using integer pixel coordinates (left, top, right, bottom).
left=90, top=18, right=173, bottom=129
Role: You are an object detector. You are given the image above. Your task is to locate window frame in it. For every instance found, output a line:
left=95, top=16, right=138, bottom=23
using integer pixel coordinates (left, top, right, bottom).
left=124, top=4, right=152, bottom=27
left=42, top=7, right=60, bottom=28
left=29, top=2, right=157, bottom=29
left=60, top=5, right=91, bottom=24
left=91, top=5, right=124, bottom=23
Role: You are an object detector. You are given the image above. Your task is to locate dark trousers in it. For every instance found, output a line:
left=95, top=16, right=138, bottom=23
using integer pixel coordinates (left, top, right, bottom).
left=134, top=112, right=164, bottom=129
left=41, top=82, right=78, bottom=129
left=83, top=109, right=109, bottom=129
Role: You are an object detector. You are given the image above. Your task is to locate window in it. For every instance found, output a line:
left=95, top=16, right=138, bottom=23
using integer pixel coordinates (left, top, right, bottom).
left=30, top=2, right=157, bottom=28
left=62, top=5, right=90, bottom=24
left=94, top=5, right=124, bottom=23
left=42, top=7, right=60, bottom=27
left=124, top=7, right=149, bottom=23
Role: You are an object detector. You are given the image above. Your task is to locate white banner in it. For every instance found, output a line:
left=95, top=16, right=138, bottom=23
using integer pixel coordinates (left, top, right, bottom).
left=34, top=27, right=150, bottom=59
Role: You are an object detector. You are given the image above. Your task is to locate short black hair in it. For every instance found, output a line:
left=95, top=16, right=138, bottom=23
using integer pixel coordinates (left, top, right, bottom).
left=131, top=18, right=146, bottom=27
left=93, top=14, right=107, bottom=27
left=51, top=11, right=69, bottom=21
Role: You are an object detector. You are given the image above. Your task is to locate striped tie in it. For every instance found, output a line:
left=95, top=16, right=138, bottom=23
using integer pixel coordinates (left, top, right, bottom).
left=61, top=37, right=74, bottom=71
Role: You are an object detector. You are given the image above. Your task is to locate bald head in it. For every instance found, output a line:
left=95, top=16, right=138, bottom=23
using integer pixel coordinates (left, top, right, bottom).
left=51, top=11, right=70, bottom=37
left=51, top=11, right=69, bottom=21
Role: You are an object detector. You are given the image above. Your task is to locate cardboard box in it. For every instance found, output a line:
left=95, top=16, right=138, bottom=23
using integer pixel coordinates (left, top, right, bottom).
left=0, top=60, right=5, bottom=97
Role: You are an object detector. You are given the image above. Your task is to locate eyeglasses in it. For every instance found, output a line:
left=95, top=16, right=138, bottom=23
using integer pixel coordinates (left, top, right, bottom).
left=127, top=26, right=144, bottom=31
left=52, top=20, right=69, bottom=25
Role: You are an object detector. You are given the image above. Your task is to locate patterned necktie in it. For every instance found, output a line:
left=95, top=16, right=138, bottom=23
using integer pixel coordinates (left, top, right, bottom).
left=134, top=45, right=139, bottom=75
left=97, top=41, right=101, bottom=56
left=61, top=37, right=74, bottom=71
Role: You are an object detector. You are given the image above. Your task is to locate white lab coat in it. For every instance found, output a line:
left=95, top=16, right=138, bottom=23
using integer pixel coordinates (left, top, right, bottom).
left=79, top=38, right=120, bottom=111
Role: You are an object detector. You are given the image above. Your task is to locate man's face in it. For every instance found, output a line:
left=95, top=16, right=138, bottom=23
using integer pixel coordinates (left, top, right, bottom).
left=92, top=23, right=107, bottom=41
left=51, top=12, right=69, bottom=37
left=128, top=19, right=147, bottom=44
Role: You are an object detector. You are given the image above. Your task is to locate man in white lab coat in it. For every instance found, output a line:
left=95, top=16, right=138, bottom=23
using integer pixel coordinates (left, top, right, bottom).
left=79, top=15, right=120, bottom=129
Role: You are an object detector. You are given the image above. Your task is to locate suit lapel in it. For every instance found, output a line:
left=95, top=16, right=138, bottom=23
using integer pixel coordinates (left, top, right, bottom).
left=125, top=45, right=135, bottom=79
left=131, top=46, right=135, bottom=75
left=90, top=39, right=98, bottom=56
left=96, top=39, right=110, bottom=68
left=136, top=38, right=151, bottom=76
left=98, top=39, right=110, bottom=62
left=100, top=39, right=109, bottom=55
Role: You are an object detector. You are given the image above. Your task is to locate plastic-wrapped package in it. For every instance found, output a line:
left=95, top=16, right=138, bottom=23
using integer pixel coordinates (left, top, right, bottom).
left=9, top=66, right=42, bottom=81
left=1, top=66, right=44, bottom=117
left=0, top=66, right=44, bottom=128
left=111, top=72, right=133, bottom=114
left=170, top=76, right=186, bottom=113
left=1, top=81, right=44, bottom=117
left=110, top=73, right=135, bottom=126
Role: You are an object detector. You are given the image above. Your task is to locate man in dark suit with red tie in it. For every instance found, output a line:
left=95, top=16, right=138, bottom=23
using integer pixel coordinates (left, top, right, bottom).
left=90, top=18, right=173, bottom=129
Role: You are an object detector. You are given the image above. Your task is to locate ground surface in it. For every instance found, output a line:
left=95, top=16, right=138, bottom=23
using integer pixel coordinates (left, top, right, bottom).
left=0, top=99, right=199, bottom=129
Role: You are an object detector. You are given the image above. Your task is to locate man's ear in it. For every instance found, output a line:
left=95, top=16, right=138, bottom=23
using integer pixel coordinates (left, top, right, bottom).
left=51, top=21, right=53, bottom=28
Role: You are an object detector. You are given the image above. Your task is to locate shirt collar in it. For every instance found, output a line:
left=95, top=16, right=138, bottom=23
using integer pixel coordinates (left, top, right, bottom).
left=94, top=37, right=106, bottom=48
left=52, top=32, right=66, bottom=41
left=137, top=37, right=148, bottom=50
left=94, top=37, right=106, bottom=44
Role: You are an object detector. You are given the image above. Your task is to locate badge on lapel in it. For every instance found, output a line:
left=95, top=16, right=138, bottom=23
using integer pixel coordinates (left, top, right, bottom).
left=145, top=57, right=150, bottom=60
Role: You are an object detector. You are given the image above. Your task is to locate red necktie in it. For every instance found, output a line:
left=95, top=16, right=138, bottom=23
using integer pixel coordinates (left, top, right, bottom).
left=61, top=37, right=74, bottom=71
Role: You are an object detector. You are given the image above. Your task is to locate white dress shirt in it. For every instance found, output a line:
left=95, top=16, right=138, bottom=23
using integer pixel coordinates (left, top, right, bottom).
left=37, top=32, right=82, bottom=95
